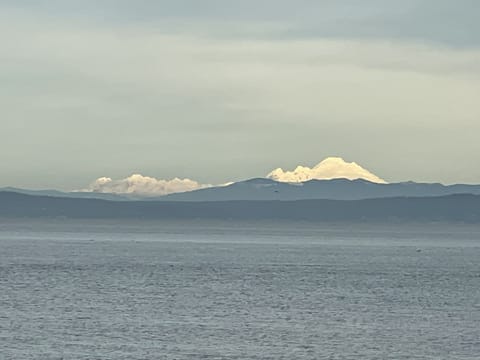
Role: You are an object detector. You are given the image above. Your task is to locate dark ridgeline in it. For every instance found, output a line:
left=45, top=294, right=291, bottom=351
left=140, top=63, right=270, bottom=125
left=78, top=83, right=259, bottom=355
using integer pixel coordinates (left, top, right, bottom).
left=1, top=191, right=479, bottom=223
left=4, top=178, right=480, bottom=202
left=158, top=178, right=480, bottom=201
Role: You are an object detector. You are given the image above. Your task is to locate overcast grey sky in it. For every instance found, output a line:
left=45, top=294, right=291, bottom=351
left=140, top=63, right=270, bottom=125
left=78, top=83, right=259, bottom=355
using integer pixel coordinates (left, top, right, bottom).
left=1, top=0, right=480, bottom=189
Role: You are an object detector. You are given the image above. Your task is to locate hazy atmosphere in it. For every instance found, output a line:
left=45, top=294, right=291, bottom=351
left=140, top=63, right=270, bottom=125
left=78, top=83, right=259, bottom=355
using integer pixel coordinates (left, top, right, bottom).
left=2, top=0, right=480, bottom=190
left=3, top=3, right=480, bottom=359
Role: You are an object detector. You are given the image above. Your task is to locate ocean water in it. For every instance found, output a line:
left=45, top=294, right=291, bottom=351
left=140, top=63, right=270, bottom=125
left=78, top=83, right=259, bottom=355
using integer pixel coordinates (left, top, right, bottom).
left=1, top=219, right=480, bottom=359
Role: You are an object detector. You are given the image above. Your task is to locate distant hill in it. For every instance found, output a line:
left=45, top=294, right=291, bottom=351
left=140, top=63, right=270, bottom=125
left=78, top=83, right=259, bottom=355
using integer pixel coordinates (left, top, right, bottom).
left=0, top=187, right=132, bottom=201
left=158, top=178, right=480, bottom=201
left=1, top=191, right=479, bottom=223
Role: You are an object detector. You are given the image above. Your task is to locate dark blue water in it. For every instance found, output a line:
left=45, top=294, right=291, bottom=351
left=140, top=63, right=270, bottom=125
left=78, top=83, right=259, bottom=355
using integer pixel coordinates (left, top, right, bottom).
left=1, top=220, right=480, bottom=359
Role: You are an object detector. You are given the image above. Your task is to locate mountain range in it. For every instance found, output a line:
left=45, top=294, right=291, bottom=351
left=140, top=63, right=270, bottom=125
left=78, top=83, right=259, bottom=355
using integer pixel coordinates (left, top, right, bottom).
left=2, top=157, right=480, bottom=213
left=3, top=178, right=480, bottom=202
left=159, top=178, right=480, bottom=201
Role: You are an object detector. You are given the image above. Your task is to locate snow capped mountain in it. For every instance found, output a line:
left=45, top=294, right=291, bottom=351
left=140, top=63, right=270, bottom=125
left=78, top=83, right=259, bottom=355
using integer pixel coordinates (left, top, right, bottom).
left=267, top=157, right=387, bottom=184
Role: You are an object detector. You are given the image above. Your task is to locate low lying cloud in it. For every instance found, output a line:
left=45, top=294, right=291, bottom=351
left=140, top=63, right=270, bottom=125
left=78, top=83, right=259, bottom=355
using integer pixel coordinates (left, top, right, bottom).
left=85, top=174, right=211, bottom=196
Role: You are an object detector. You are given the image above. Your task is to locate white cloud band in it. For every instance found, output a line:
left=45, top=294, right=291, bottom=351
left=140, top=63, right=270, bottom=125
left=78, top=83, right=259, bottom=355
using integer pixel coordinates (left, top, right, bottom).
left=85, top=174, right=211, bottom=196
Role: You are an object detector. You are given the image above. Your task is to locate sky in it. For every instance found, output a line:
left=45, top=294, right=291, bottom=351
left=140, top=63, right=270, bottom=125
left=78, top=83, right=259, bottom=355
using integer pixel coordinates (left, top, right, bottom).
left=1, top=0, right=480, bottom=190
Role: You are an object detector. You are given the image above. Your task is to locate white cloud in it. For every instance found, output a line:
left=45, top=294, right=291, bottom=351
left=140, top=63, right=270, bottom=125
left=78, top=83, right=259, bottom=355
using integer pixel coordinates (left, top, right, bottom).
left=85, top=174, right=211, bottom=196
left=267, top=157, right=387, bottom=184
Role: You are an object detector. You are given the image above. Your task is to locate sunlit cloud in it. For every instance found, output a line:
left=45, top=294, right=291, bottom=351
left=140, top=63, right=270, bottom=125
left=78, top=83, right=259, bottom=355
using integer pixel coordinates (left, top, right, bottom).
left=84, top=174, right=211, bottom=196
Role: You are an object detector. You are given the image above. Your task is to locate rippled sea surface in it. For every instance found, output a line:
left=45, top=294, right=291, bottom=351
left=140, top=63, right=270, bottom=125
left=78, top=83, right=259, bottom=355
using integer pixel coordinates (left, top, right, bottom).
left=1, top=219, right=480, bottom=359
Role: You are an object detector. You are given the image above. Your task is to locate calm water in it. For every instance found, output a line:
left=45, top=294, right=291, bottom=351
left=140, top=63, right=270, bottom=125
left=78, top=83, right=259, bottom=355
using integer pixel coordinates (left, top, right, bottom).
left=1, top=219, right=480, bottom=359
